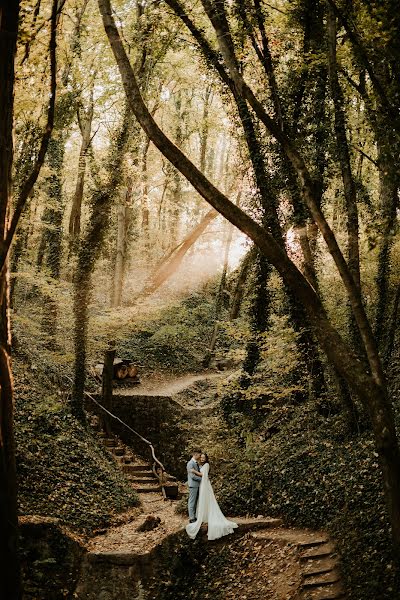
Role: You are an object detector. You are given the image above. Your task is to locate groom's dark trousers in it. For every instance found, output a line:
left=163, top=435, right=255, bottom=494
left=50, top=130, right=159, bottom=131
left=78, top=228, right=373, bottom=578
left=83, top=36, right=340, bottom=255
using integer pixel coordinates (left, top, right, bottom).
left=187, top=458, right=201, bottom=520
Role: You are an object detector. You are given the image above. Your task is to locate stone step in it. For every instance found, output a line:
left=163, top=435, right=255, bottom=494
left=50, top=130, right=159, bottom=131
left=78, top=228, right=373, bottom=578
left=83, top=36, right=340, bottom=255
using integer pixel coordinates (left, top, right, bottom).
left=112, top=447, right=125, bottom=456
left=298, top=536, right=329, bottom=550
left=131, top=477, right=159, bottom=484
left=104, top=439, right=117, bottom=447
left=304, top=582, right=345, bottom=600
left=129, top=477, right=162, bottom=485
left=122, top=464, right=152, bottom=473
left=302, top=570, right=341, bottom=589
left=301, top=542, right=335, bottom=561
left=302, top=557, right=337, bottom=578
left=131, top=484, right=161, bottom=493
left=126, top=470, right=154, bottom=478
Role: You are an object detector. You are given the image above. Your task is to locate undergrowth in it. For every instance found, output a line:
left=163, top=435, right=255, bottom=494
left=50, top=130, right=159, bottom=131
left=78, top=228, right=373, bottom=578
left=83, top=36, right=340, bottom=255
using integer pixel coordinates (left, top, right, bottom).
left=115, top=286, right=233, bottom=374
left=212, top=379, right=400, bottom=600
left=14, top=360, right=138, bottom=535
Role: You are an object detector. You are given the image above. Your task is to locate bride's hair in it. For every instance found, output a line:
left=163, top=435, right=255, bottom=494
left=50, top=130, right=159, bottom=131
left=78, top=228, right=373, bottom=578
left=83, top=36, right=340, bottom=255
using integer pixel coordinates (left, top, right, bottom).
left=201, top=452, right=209, bottom=464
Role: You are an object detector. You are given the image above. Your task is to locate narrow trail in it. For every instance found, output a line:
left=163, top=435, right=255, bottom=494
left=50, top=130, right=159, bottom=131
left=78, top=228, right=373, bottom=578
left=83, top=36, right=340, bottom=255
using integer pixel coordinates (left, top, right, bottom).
left=88, top=491, right=186, bottom=556
left=116, top=370, right=228, bottom=397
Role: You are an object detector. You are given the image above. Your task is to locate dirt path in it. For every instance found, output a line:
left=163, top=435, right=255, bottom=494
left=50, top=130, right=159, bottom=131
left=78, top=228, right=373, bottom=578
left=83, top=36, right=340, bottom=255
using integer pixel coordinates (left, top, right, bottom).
left=88, top=493, right=186, bottom=555
left=116, top=371, right=227, bottom=397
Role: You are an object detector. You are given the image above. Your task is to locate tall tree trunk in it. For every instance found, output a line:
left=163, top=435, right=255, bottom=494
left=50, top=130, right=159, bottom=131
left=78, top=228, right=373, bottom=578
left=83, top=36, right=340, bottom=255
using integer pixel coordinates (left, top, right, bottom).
left=199, top=84, right=213, bottom=174
left=374, top=140, right=399, bottom=349
left=111, top=178, right=133, bottom=308
left=140, top=134, right=151, bottom=254
left=69, top=93, right=94, bottom=241
left=168, top=92, right=184, bottom=245
left=229, top=246, right=256, bottom=320
left=72, top=109, right=130, bottom=419
left=37, top=135, right=65, bottom=347
left=203, top=211, right=235, bottom=367
left=10, top=200, right=33, bottom=307
left=36, top=136, right=65, bottom=277
left=243, top=252, right=272, bottom=375
left=285, top=287, right=327, bottom=400
left=0, top=2, right=22, bottom=597
left=327, top=6, right=365, bottom=368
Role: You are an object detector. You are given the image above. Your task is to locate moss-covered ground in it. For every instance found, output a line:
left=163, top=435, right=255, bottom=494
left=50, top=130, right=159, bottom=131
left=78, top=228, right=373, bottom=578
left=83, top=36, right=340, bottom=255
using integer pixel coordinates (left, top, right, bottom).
left=209, top=392, right=400, bottom=600
left=14, top=359, right=139, bottom=535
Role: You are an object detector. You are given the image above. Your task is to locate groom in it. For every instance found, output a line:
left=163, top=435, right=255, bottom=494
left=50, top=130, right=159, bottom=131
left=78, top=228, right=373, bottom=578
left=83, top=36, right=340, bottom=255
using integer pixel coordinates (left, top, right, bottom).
left=187, top=448, right=202, bottom=523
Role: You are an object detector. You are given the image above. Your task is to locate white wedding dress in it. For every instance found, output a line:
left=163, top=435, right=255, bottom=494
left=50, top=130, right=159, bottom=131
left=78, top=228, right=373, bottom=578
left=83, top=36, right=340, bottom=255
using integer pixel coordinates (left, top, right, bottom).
left=185, top=463, right=238, bottom=540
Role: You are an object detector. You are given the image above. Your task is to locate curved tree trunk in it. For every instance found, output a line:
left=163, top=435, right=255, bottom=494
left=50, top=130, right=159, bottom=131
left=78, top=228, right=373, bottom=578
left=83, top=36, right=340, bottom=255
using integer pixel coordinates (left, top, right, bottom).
left=0, top=1, right=21, bottom=585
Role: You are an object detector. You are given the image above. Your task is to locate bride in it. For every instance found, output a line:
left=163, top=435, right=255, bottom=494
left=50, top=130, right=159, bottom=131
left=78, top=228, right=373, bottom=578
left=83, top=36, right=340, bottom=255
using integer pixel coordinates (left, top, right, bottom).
left=185, top=453, right=238, bottom=541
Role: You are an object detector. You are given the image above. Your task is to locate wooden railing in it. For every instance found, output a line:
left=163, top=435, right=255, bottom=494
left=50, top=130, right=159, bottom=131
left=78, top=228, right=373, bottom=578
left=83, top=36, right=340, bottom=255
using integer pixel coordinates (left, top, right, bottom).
left=64, top=375, right=167, bottom=486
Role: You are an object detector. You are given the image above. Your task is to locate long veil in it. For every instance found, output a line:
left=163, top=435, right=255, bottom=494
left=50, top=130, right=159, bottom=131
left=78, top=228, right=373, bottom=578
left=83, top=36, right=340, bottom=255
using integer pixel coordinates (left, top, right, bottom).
left=186, top=463, right=238, bottom=540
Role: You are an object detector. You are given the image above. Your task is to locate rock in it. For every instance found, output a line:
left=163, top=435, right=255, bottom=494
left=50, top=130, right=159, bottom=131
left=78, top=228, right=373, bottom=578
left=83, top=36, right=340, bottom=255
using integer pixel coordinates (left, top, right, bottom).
left=136, top=515, right=161, bottom=532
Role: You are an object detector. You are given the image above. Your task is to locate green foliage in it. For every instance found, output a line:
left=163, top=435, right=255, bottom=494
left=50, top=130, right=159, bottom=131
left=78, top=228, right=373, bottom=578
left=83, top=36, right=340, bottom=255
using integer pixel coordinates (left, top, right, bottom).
left=220, top=313, right=304, bottom=428
left=115, top=286, right=234, bottom=373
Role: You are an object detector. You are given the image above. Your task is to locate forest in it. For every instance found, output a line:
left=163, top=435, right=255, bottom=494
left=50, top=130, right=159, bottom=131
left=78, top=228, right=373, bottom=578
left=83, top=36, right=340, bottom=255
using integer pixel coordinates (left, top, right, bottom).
left=1, top=0, right=400, bottom=598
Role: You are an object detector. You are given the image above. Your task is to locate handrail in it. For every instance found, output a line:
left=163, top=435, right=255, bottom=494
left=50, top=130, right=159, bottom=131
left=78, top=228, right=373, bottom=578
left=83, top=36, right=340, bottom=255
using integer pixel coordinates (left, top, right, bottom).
left=63, top=375, right=165, bottom=474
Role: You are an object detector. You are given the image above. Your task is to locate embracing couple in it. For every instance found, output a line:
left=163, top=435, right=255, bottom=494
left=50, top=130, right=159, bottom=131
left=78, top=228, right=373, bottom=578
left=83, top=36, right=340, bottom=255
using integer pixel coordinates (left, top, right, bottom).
left=185, top=448, right=238, bottom=541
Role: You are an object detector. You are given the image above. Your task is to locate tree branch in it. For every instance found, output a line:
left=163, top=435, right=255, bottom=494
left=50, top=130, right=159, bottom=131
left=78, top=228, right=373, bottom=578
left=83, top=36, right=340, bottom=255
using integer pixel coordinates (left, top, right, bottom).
left=351, top=144, right=378, bottom=169
left=326, top=0, right=397, bottom=121
left=327, top=4, right=360, bottom=289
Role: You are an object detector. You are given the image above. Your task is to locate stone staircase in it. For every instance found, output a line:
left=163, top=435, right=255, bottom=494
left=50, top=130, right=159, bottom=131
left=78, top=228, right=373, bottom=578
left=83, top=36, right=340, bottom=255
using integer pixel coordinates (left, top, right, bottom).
left=94, top=424, right=178, bottom=499
left=299, top=537, right=344, bottom=600
left=251, top=529, right=345, bottom=600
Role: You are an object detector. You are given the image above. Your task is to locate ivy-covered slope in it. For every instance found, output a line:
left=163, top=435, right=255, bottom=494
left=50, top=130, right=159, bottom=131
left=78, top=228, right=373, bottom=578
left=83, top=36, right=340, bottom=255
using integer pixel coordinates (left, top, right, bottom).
left=14, top=360, right=138, bottom=534
left=213, top=392, right=400, bottom=600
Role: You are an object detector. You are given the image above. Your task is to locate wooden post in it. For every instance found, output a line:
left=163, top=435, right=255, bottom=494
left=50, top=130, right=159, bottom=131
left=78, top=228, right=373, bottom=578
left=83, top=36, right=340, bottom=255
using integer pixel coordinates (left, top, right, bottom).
left=102, top=346, right=115, bottom=435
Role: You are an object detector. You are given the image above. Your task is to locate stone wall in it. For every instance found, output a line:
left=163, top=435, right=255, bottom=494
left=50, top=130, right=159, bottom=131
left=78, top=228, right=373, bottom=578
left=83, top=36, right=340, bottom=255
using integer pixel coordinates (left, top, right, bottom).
left=20, top=517, right=85, bottom=599
left=74, top=530, right=187, bottom=600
